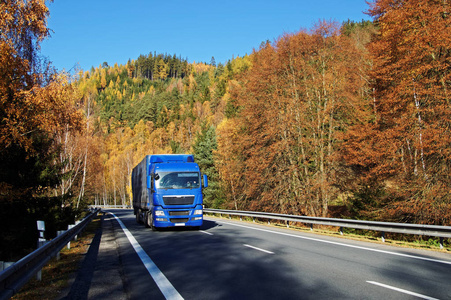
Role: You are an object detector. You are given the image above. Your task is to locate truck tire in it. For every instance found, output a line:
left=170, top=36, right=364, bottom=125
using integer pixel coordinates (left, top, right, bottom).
left=136, top=209, right=142, bottom=224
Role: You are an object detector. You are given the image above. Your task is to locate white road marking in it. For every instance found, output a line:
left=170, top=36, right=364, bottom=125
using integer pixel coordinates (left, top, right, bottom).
left=200, top=230, right=213, bottom=235
left=243, top=244, right=274, bottom=254
left=367, top=281, right=440, bottom=300
left=110, top=213, right=184, bottom=300
left=212, top=219, right=451, bottom=266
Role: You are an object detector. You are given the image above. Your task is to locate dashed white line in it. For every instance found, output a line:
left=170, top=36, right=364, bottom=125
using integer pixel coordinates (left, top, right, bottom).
left=212, top=219, right=451, bottom=266
left=243, top=244, right=274, bottom=254
left=367, top=281, right=439, bottom=300
left=110, top=213, right=184, bottom=300
left=200, top=230, right=213, bottom=235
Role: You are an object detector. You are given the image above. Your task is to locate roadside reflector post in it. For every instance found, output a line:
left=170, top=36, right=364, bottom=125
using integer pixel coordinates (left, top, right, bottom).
left=440, top=237, right=444, bottom=250
left=36, top=220, right=46, bottom=281
left=340, top=227, right=344, bottom=235
left=381, top=231, right=385, bottom=243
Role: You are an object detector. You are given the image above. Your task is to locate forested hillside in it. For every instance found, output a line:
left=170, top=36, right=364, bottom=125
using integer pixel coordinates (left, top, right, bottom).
left=75, top=54, right=251, bottom=210
left=1, top=0, right=450, bottom=260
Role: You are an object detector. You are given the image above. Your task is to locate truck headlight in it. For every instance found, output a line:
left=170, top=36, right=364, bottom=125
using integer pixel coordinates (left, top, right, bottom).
left=155, top=210, right=165, bottom=216
left=194, top=209, right=203, bottom=215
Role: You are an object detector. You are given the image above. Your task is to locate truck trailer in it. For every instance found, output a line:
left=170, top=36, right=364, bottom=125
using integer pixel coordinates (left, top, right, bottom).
left=131, top=154, right=207, bottom=230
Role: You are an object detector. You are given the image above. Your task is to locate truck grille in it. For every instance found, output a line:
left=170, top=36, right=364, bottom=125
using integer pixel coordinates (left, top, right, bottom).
left=163, top=196, right=194, bottom=206
left=170, top=218, right=189, bottom=223
left=169, top=210, right=189, bottom=216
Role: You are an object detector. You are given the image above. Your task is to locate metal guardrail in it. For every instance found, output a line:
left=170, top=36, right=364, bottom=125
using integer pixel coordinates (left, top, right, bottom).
left=0, top=209, right=100, bottom=300
left=89, top=205, right=131, bottom=209
left=204, top=208, right=451, bottom=247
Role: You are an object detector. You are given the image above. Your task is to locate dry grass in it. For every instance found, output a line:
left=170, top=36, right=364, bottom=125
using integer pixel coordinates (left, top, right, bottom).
left=11, top=215, right=101, bottom=300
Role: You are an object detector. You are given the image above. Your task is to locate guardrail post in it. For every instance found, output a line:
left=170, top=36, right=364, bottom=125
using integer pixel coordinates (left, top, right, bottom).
left=75, top=220, right=81, bottom=239
left=67, top=224, right=75, bottom=249
left=36, top=239, right=47, bottom=281
left=339, top=227, right=343, bottom=235
left=310, top=224, right=313, bottom=231
left=286, top=221, right=289, bottom=228
left=381, top=231, right=385, bottom=243
left=1, top=261, right=14, bottom=272
left=440, top=237, right=444, bottom=249
left=56, top=230, right=65, bottom=260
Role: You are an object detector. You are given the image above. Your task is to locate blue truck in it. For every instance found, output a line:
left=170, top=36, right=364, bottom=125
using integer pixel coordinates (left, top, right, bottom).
left=131, top=154, right=207, bottom=230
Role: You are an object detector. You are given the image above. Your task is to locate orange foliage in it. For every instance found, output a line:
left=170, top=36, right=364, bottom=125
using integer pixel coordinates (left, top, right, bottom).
left=350, top=0, right=451, bottom=224
left=0, top=0, right=83, bottom=153
left=220, top=22, right=370, bottom=217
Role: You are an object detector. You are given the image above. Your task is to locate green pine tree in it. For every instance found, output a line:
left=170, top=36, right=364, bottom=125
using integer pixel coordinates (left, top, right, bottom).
left=193, top=125, right=224, bottom=208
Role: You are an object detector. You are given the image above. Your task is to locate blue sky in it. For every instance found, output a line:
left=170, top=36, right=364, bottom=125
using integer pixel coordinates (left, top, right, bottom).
left=40, top=0, right=372, bottom=72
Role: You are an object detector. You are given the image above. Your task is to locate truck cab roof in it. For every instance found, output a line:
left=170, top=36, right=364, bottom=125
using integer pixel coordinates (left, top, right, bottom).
left=148, top=154, right=194, bottom=164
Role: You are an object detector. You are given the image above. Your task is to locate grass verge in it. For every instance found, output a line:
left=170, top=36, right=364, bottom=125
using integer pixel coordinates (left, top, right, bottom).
left=11, top=214, right=102, bottom=300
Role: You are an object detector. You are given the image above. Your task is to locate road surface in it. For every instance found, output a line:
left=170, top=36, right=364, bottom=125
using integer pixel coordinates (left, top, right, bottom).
left=105, top=209, right=451, bottom=300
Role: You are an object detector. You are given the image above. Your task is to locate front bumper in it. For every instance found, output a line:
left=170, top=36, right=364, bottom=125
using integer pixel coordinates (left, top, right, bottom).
left=153, top=206, right=203, bottom=228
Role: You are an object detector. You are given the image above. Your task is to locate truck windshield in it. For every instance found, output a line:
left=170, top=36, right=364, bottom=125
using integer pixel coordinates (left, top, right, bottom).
left=155, top=172, right=200, bottom=189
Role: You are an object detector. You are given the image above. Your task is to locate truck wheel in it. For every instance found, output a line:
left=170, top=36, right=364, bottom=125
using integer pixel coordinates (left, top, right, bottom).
left=136, top=209, right=142, bottom=224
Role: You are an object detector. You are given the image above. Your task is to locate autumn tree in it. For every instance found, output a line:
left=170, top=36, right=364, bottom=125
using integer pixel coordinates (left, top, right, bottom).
left=1, top=0, right=83, bottom=197
left=215, top=117, right=245, bottom=210
left=223, top=21, right=369, bottom=217
left=356, top=0, right=451, bottom=224
left=0, top=0, right=85, bottom=260
left=1, top=0, right=51, bottom=151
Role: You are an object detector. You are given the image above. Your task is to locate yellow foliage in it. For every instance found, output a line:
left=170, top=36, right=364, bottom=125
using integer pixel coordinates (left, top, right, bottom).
left=191, top=62, right=212, bottom=74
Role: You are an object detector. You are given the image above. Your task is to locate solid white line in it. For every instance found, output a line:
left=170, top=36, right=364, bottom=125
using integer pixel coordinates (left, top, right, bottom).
left=367, top=281, right=439, bottom=300
left=243, top=244, right=274, bottom=254
left=212, top=219, right=451, bottom=266
left=200, top=230, right=213, bottom=235
left=110, top=213, right=184, bottom=300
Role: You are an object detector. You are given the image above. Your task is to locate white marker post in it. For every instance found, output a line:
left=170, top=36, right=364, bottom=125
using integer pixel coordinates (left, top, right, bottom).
left=36, top=220, right=46, bottom=281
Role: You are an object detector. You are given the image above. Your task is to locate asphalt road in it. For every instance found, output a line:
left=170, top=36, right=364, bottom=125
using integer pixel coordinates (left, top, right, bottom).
left=106, top=209, right=451, bottom=300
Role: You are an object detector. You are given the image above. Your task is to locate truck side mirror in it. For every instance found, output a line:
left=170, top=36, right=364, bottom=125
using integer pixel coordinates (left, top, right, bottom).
left=203, top=174, right=208, bottom=188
